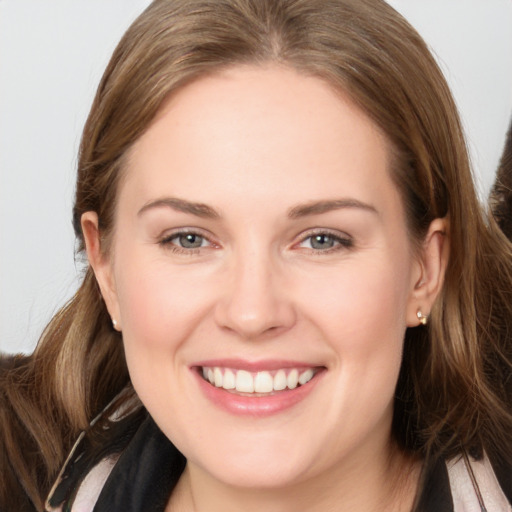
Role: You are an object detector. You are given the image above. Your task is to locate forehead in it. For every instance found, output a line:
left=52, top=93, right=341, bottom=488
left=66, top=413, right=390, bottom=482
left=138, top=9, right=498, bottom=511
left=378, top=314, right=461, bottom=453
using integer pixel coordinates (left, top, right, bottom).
left=122, top=65, right=400, bottom=218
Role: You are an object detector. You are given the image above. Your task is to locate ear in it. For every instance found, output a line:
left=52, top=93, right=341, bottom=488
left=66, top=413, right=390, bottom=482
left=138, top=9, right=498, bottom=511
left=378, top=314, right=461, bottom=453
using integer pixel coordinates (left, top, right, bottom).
left=81, top=212, right=122, bottom=331
left=406, top=217, right=449, bottom=327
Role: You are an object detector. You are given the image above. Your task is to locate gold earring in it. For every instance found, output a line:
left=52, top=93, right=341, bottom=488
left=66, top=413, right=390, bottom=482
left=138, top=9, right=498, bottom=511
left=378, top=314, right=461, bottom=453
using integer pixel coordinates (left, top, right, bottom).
left=416, top=310, right=428, bottom=326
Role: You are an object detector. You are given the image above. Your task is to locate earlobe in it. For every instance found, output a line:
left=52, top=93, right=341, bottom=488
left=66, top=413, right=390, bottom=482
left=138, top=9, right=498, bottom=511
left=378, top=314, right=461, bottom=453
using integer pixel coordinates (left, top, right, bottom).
left=81, top=212, right=121, bottom=329
left=407, top=218, right=450, bottom=327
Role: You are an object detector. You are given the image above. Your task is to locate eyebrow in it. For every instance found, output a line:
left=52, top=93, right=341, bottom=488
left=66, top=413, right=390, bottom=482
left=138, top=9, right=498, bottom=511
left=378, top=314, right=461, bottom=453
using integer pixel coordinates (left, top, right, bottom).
left=287, top=199, right=378, bottom=218
left=137, top=197, right=220, bottom=219
left=137, top=197, right=377, bottom=220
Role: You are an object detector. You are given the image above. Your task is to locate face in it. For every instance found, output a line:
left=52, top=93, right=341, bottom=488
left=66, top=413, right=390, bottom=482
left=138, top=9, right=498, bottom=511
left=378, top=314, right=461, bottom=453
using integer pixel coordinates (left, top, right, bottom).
left=85, top=65, right=444, bottom=491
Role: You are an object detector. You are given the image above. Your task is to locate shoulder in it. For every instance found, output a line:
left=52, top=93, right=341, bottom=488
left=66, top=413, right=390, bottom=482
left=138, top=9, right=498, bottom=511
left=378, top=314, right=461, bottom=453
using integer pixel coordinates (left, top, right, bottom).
left=45, top=392, right=145, bottom=511
left=447, top=453, right=512, bottom=512
left=45, top=401, right=185, bottom=512
left=415, top=452, right=512, bottom=512
left=45, top=449, right=121, bottom=512
left=44, top=391, right=154, bottom=512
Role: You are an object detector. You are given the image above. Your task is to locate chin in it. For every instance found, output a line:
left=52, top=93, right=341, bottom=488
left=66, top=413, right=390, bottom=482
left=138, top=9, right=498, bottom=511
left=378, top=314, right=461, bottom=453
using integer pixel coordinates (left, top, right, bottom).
left=180, top=428, right=324, bottom=489
left=200, top=454, right=314, bottom=489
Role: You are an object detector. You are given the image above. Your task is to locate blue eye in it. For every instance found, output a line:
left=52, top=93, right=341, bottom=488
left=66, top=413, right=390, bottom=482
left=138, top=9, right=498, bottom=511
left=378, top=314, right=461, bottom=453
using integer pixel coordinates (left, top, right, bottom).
left=160, top=231, right=211, bottom=251
left=175, top=233, right=206, bottom=248
left=299, top=232, right=353, bottom=252
left=310, top=234, right=336, bottom=250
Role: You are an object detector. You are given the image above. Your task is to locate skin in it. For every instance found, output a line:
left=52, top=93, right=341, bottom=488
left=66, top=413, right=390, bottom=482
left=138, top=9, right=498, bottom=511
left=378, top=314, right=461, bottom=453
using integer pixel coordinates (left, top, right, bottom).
left=83, top=65, right=448, bottom=511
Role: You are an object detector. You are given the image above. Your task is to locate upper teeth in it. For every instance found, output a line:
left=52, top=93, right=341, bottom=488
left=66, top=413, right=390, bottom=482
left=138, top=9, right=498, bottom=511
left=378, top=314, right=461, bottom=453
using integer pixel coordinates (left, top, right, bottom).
left=202, top=367, right=316, bottom=393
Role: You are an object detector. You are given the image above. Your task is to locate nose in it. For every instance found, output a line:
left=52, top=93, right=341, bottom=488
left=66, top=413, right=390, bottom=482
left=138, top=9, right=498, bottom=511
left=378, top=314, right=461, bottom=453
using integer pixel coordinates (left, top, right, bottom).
left=214, top=250, right=296, bottom=340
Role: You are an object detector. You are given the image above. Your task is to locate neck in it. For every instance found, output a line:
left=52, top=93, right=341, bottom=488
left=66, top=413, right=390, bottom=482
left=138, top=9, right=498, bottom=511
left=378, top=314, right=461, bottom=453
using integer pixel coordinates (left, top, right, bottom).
left=168, top=442, right=421, bottom=512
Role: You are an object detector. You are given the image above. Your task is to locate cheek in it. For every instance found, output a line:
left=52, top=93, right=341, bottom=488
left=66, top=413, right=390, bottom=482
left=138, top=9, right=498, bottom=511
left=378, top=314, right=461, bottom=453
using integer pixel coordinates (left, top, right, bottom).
left=299, top=256, right=410, bottom=346
left=297, top=257, right=410, bottom=403
left=112, top=254, right=220, bottom=396
left=112, top=252, right=219, bottom=412
left=115, top=254, right=211, bottom=339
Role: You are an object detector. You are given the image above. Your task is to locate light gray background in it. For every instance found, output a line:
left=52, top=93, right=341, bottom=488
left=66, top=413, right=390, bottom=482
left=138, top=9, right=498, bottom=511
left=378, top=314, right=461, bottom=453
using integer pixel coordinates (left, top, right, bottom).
left=1, top=1, right=512, bottom=354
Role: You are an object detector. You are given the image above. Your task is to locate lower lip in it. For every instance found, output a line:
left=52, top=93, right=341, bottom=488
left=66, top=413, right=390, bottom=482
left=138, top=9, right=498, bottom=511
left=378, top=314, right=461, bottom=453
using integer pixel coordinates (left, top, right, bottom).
left=193, top=368, right=325, bottom=417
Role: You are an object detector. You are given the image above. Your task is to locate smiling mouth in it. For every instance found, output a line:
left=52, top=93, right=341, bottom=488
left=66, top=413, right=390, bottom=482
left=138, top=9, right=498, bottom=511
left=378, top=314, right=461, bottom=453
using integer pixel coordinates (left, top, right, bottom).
left=199, top=366, right=321, bottom=395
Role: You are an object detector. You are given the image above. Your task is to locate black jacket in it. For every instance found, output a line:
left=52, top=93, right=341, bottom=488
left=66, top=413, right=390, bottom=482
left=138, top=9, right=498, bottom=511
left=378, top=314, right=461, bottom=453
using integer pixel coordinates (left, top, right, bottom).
left=45, top=407, right=512, bottom=512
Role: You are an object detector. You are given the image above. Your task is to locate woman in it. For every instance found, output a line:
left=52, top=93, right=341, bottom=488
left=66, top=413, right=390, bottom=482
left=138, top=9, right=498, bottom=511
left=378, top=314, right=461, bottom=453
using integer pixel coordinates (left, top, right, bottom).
left=2, top=0, right=512, bottom=510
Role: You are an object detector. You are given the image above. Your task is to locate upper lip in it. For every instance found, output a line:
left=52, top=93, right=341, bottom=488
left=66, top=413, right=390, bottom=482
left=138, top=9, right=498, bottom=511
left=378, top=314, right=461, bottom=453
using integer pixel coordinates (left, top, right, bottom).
left=192, top=358, right=325, bottom=372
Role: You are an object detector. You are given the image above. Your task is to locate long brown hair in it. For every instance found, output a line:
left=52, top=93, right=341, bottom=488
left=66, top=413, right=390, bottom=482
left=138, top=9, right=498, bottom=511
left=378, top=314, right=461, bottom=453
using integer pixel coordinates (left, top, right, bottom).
left=491, top=120, right=512, bottom=239
left=2, top=0, right=512, bottom=508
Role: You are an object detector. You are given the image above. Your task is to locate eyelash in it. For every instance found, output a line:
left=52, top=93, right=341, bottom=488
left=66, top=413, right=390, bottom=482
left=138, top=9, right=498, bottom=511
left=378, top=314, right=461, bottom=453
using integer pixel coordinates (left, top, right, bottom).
left=158, top=229, right=353, bottom=255
left=296, top=229, right=353, bottom=254
left=159, top=229, right=215, bottom=255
